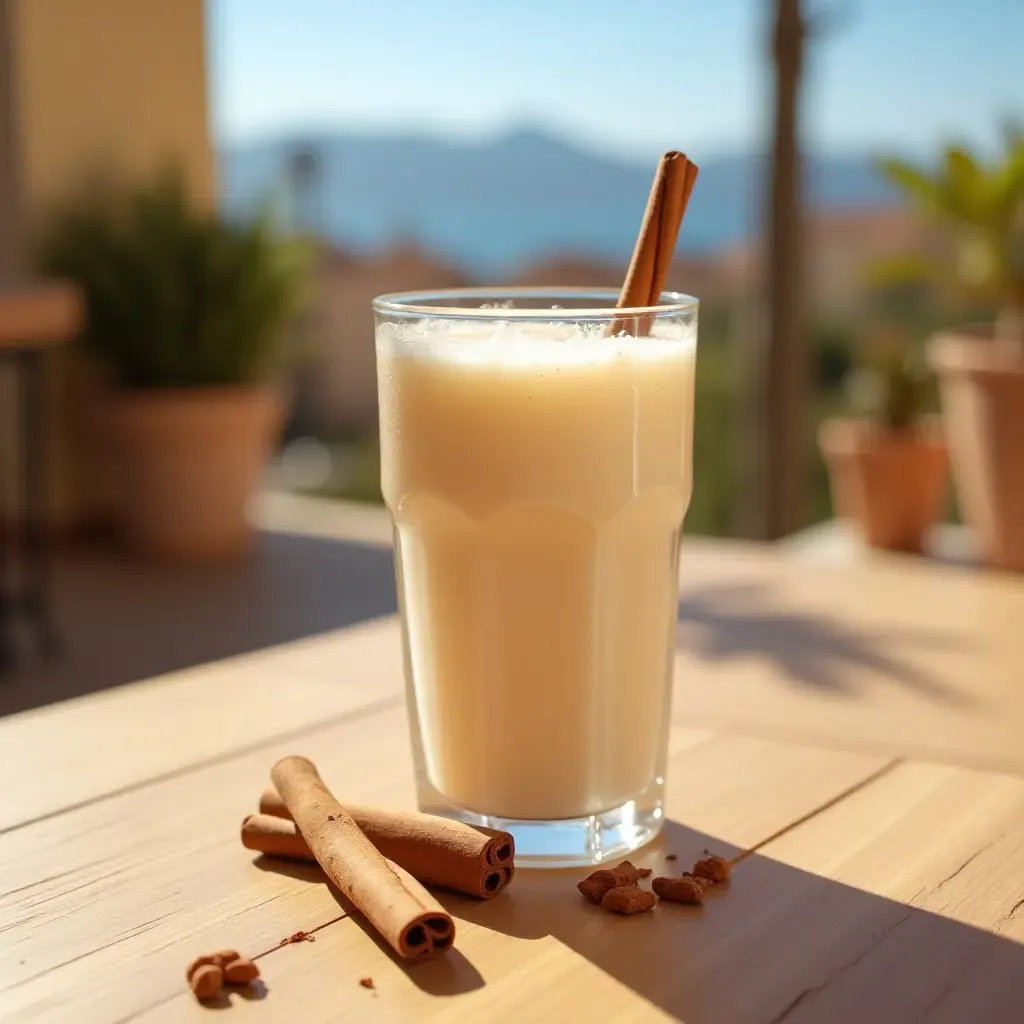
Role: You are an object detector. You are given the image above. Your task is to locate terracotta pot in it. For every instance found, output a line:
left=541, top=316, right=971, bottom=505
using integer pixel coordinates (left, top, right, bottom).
left=929, top=327, right=1024, bottom=572
left=819, top=417, right=948, bottom=553
left=99, top=386, right=284, bottom=562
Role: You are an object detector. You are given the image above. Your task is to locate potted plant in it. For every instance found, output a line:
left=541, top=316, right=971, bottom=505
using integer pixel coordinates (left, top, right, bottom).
left=37, top=168, right=309, bottom=562
left=820, top=320, right=948, bottom=554
left=880, top=130, right=1024, bottom=570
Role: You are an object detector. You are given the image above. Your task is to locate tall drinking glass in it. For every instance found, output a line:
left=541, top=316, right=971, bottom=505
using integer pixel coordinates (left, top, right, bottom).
left=373, top=288, right=698, bottom=866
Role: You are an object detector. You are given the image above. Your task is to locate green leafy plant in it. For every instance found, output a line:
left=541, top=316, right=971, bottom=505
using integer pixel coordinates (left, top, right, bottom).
left=878, top=126, right=1024, bottom=353
left=842, top=259, right=935, bottom=432
left=844, top=335, right=930, bottom=433
left=36, top=167, right=311, bottom=389
left=862, top=254, right=937, bottom=323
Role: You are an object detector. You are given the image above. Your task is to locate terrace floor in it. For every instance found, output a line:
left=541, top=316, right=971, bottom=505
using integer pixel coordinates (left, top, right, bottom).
left=0, top=493, right=396, bottom=718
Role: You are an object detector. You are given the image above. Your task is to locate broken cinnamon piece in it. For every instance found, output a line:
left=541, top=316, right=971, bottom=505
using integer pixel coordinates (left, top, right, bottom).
left=223, top=958, right=261, bottom=985
left=665, top=853, right=678, bottom=861
left=681, top=872, right=712, bottom=893
left=576, top=860, right=650, bottom=903
left=185, top=954, right=219, bottom=981
left=279, top=930, right=315, bottom=946
left=577, top=873, right=611, bottom=903
left=652, top=876, right=705, bottom=904
left=601, top=885, right=657, bottom=915
left=359, top=977, right=375, bottom=989
left=693, top=855, right=731, bottom=883
left=189, top=963, right=223, bottom=1001
left=187, top=948, right=259, bottom=999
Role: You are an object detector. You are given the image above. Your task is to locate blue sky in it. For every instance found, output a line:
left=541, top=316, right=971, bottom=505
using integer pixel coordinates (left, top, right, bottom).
left=209, top=0, right=1024, bottom=161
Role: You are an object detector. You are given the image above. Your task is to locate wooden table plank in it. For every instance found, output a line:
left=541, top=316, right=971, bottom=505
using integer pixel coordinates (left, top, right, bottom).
left=0, top=707, right=887, bottom=1023
left=0, top=618, right=403, bottom=832
left=133, top=760, right=1024, bottom=1024
left=730, top=761, right=1024, bottom=1023
left=674, top=539, right=1024, bottom=775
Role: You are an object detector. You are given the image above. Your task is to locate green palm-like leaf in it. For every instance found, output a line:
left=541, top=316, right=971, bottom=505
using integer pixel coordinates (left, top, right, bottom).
left=992, top=140, right=1024, bottom=222
left=943, top=146, right=984, bottom=221
left=879, top=130, right=1024, bottom=337
left=877, top=158, right=946, bottom=213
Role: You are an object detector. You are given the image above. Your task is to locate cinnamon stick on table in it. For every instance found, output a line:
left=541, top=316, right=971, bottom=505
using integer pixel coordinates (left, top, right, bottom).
left=270, top=756, right=455, bottom=959
left=242, top=813, right=311, bottom=860
left=245, top=811, right=512, bottom=896
left=250, top=787, right=514, bottom=899
left=609, top=150, right=699, bottom=337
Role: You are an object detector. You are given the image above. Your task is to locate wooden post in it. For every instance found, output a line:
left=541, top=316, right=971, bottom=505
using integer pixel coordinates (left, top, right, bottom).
left=755, top=0, right=808, bottom=540
left=0, top=0, right=25, bottom=281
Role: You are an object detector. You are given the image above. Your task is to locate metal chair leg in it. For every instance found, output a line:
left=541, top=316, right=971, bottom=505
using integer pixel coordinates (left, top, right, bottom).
left=19, top=350, right=59, bottom=659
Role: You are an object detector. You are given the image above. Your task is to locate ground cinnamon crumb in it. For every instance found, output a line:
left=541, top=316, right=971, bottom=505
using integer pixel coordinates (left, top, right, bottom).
left=359, top=977, right=375, bottom=989
left=652, top=875, right=705, bottom=904
left=186, top=951, right=260, bottom=1002
left=577, top=860, right=651, bottom=903
left=693, top=855, right=731, bottom=883
left=601, top=885, right=657, bottom=915
left=681, top=872, right=712, bottom=893
left=280, top=931, right=316, bottom=945
left=223, top=958, right=261, bottom=985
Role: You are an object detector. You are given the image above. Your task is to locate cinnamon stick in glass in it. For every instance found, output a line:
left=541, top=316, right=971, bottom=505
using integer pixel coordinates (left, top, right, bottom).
left=270, top=756, right=454, bottom=959
left=609, top=150, right=699, bottom=336
left=254, top=786, right=514, bottom=899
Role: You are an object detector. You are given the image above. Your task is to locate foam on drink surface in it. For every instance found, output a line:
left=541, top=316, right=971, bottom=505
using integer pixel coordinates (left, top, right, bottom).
left=377, top=317, right=696, bottom=820
left=376, top=318, right=696, bottom=370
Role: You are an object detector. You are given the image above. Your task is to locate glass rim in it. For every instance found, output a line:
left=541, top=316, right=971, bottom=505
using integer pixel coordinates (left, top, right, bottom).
left=372, top=286, right=698, bottom=320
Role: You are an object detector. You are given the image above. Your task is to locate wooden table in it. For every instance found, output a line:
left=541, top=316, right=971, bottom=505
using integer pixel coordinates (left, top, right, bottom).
left=1, top=540, right=1022, bottom=1022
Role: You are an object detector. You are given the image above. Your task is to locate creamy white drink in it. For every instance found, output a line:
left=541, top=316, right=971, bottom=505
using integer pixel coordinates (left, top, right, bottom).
left=377, top=316, right=696, bottom=822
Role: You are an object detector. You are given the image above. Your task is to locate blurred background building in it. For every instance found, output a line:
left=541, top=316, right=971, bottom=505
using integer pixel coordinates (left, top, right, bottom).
left=0, top=0, right=1022, bottom=701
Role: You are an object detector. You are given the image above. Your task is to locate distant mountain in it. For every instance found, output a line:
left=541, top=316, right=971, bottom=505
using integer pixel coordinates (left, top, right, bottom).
left=219, top=128, right=900, bottom=277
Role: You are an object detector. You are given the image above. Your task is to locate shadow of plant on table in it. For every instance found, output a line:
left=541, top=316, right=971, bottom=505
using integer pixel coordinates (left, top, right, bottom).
left=436, top=817, right=1024, bottom=1023
left=676, top=581, right=973, bottom=705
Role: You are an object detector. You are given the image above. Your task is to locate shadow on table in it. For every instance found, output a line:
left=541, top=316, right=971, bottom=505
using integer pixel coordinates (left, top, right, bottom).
left=435, top=819, right=1023, bottom=1023
left=676, top=581, right=974, bottom=706
left=0, top=530, right=397, bottom=718
left=197, top=979, right=270, bottom=1011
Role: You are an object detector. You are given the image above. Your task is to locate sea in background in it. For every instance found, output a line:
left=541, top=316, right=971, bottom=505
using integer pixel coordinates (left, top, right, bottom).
left=219, top=127, right=899, bottom=277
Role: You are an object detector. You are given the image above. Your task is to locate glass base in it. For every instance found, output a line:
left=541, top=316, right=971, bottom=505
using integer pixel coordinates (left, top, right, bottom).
left=417, top=780, right=665, bottom=868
